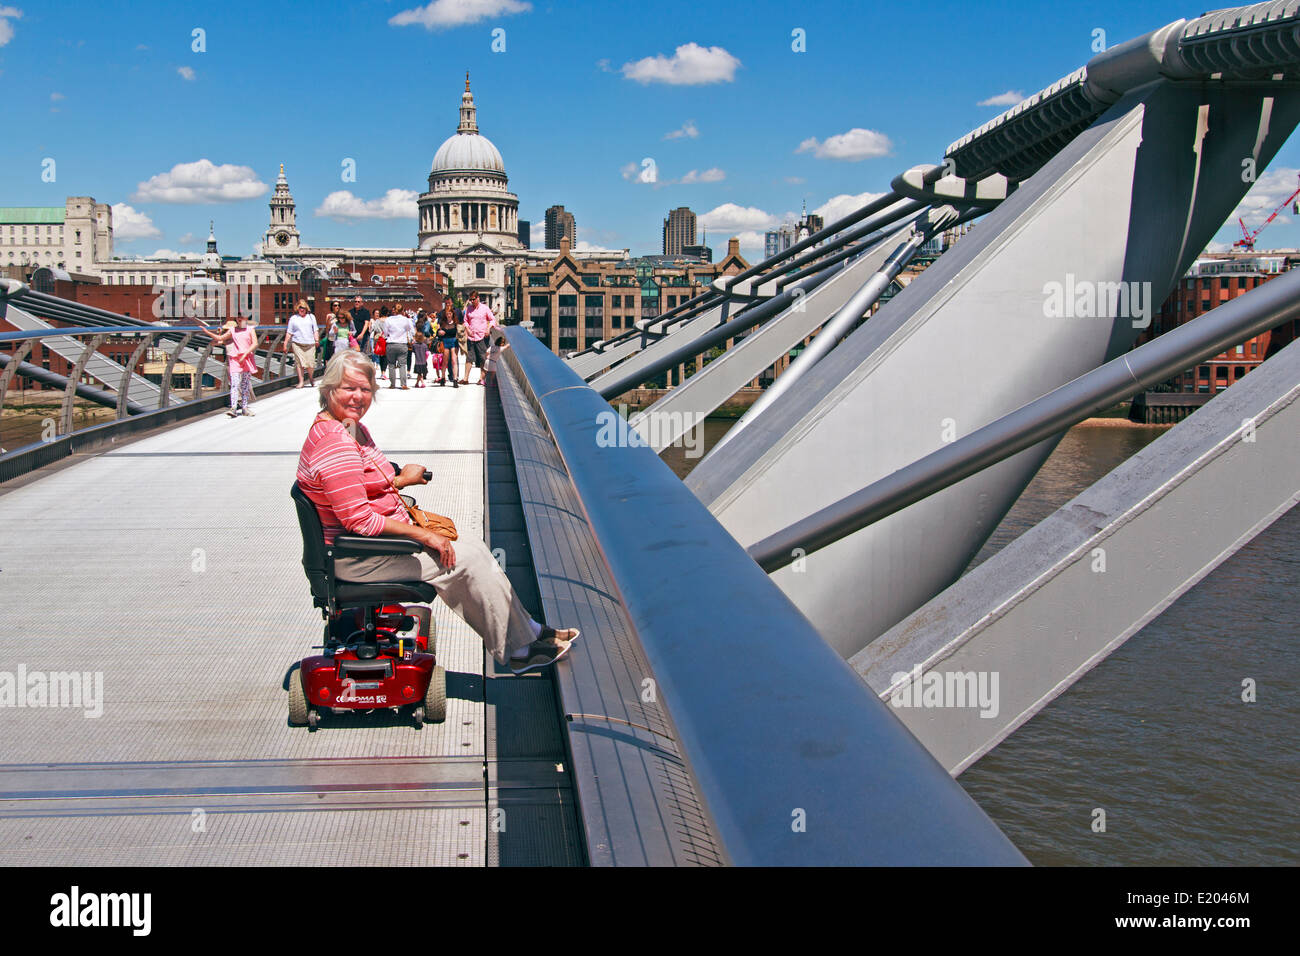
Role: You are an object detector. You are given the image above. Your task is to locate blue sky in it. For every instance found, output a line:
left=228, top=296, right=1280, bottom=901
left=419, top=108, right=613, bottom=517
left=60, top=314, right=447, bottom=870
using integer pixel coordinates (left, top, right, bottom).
left=2, top=0, right=1297, bottom=261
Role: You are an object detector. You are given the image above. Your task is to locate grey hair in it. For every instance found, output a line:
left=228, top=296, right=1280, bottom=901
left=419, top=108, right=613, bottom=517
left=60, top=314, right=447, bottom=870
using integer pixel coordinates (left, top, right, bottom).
left=319, top=349, right=378, bottom=410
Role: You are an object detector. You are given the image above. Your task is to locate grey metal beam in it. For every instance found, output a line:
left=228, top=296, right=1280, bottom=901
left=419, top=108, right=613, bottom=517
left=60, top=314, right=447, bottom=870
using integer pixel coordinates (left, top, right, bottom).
left=715, top=207, right=956, bottom=455
left=502, top=325, right=1026, bottom=865
left=851, top=334, right=1300, bottom=774
left=748, top=262, right=1300, bottom=573
left=0, top=351, right=145, bottom=413
left=1, top=305, right=172, bottom=406
left=565, top=197, right=922, bottom=383
left=719, top=191, right=906, bottom=290
left=641, top=224, right=914, bottom=453
left=567, top=299, right=719, bottom=382
left=945, top=2, right=1300, bottom=182
left=689, top=78, right=1300, bottom=660
left=592, top=268, right=843, bottom=402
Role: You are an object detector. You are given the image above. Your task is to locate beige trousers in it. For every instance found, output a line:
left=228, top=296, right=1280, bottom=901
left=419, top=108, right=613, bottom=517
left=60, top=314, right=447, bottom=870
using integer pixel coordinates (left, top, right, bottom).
left=334, top=536, right=535, bottom=664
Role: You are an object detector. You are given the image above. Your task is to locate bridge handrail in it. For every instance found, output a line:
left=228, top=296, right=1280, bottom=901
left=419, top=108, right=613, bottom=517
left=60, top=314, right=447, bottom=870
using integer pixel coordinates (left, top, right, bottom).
left=502, top=324, right=1026, bottom=865
left=0, top=320, right=296, bottom=480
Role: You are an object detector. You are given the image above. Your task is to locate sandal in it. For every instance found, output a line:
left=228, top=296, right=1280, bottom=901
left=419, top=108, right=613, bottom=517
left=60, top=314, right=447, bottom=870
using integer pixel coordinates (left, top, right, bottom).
left=509, top=637, right=575, bottom=675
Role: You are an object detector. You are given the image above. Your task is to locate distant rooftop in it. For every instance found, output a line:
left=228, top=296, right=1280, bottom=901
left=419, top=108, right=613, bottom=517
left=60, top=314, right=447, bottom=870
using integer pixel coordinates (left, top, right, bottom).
left=0, top=207, right=66, bottom=224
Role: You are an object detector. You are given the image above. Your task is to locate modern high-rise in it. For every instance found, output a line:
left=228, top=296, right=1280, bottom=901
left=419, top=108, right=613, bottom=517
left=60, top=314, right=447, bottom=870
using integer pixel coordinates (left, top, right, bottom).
left=518, top=219, right=530, bottom=249
left=764, top=224, right=797, bottom=259
left=662, top=206, right=697, bottom=256
left=544, top=205, right=576, bottom=249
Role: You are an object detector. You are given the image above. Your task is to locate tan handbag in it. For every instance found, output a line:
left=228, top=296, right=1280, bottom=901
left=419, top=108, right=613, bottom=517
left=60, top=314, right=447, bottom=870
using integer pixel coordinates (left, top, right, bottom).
left=381, top=467, right=458, bottom=541
left=395, top=489, right=459, bottom=541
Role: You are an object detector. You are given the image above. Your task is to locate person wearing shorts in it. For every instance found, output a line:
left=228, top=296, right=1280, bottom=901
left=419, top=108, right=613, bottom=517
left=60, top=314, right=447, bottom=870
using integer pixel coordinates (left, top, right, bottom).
left=285, top=300, right=319, bottom=388
left=437, top=299, right=461, bottom=388
left=462, top=291, right=497, bottom=386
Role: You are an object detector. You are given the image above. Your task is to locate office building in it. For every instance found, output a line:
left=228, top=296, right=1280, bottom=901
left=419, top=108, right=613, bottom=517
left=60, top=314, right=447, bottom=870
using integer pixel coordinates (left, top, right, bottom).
left=545, top=205, right=576, bottom=249
left=662, top=207, right=697, bottom=256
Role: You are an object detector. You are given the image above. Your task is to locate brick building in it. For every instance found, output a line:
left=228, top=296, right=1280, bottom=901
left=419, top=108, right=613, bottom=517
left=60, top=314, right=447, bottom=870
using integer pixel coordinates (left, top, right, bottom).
left=1138, top=252, right=1300, bottom=393
left=515, top=237, right=748, bottom=382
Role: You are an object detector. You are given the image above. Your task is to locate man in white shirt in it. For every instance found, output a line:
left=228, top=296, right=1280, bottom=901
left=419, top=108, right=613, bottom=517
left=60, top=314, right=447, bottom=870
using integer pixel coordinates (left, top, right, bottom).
left=284, top=300, right=320, bottom=388
left=379, top=305, right=415, bottom=389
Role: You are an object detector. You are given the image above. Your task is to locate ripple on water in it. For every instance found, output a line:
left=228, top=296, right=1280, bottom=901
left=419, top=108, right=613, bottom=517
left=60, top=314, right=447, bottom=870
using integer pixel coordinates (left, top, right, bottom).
left=959, top=425, right=1298, bottom=866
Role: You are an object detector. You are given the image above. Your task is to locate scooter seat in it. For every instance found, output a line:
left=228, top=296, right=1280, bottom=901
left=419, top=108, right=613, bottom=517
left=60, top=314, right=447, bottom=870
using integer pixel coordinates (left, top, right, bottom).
left=335, top=580, right=437, bottom=605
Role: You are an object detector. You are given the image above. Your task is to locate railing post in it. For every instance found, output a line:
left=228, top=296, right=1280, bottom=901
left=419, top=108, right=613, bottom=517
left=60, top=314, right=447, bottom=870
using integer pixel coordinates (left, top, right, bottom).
left=0, top=340, right=34, bottom=420
left=159, top=333, right=192, bottom=409
left=60, top=333, right=107, bottom=437
left=119, top=333, right=156, bottom=419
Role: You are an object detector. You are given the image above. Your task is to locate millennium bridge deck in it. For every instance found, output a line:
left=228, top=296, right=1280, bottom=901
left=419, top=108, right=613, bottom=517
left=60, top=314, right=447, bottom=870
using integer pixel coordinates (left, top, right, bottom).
left=0, top=382, right=583, bottom=866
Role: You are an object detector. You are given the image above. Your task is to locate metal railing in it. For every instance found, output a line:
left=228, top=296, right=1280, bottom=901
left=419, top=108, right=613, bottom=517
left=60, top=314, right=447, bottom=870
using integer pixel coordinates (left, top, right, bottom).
left=0, top=322, right=296, bottom=477
left=502, top=324, right=1027, bottom=865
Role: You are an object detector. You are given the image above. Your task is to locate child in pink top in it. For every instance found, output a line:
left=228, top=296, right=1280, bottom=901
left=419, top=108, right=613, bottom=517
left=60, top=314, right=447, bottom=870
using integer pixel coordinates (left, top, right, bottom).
left=200, top=314, right=259, bottom=417
left=431, top=340, right=447, bottom=385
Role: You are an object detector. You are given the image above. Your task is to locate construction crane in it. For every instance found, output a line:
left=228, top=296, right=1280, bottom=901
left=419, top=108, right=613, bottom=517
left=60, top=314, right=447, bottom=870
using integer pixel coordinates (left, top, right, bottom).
left=1234, top=172, right=1300, bottom=250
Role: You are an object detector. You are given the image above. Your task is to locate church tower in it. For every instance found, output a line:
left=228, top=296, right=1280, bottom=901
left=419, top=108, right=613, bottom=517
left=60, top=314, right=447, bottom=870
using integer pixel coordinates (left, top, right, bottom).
left=264, top=164, right=300, bottom=254
left=198, top=221, right=226, bottom=280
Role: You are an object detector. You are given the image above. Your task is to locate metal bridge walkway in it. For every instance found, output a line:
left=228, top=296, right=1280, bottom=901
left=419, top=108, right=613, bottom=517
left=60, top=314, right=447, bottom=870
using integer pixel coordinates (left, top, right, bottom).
left=0, top=381, right=581, bottom=865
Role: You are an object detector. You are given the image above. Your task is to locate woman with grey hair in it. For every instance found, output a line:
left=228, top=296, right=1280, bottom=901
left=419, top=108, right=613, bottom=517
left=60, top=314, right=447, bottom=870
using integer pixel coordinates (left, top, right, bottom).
left=299, top=350, right=579, bottom=674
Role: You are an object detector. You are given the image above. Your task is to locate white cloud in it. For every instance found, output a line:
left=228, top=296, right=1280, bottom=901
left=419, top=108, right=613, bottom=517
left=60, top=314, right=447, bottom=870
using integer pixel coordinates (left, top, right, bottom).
left=698, top=203, right=780, bottom=234
left=622, top=43, right=740, bottom=85
left=676, top=167, right=725, bottom=185
left=529, top=221, right=545, bottom=245
left=796, top=128, right=892, bottom=161
left=50, top=91, right=64, bottom=101
left=1232, top=167, right=1299, bottom=232
left=110, top=203, right=162, bottom=240
left=0, top=6, right=21, bottom=48
left=784, top=176, right=806, bottom=185
left=390, top=0, right=531, bottom=29
left=664, top=120, right=699, bottom=140
left=1203, top=241, right=1232, bottom=254
left=621, top=160, right=658, bottom=184
left=132, top=160, right=268, bottom=203
left=978, top=90, right=1024, bottom=108
left=179, top=232, right=196, bottom=245
left=813, top=191, right=891, bottom=225
left=177, top=65, right=196, bottom=81
left=315, top=189, right=420, bottom=221
left=145, top=249, right=199, bottom=260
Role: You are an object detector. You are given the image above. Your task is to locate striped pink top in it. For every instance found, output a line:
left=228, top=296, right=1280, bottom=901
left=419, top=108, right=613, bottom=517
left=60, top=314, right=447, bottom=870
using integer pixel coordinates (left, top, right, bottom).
left=297, top=416, right=410, bottom=545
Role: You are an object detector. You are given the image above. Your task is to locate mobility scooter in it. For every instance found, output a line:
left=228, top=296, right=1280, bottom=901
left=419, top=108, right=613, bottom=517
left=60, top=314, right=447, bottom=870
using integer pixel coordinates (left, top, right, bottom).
left=289, top=477, right=447, bottom=730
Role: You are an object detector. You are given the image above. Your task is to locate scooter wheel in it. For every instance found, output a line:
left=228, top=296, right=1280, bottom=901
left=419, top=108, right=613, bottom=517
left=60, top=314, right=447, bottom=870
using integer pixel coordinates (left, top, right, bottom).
left=307, top=708, right=320, bottom=730
left=288, top=670, right=309, bottom=726
left=424, top=665, right=447, bottom=723
left=412, top=705, right=425, bottom=729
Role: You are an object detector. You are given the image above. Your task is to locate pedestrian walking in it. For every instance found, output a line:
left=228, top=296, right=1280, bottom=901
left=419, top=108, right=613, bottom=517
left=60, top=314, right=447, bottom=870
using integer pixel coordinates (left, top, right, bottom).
left=284, top=300, right=320, bottom=388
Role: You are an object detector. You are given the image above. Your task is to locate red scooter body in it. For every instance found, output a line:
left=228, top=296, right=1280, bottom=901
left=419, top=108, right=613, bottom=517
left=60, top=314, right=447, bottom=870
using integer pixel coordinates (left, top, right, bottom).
left=291, top=603, right=446, bottom=729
